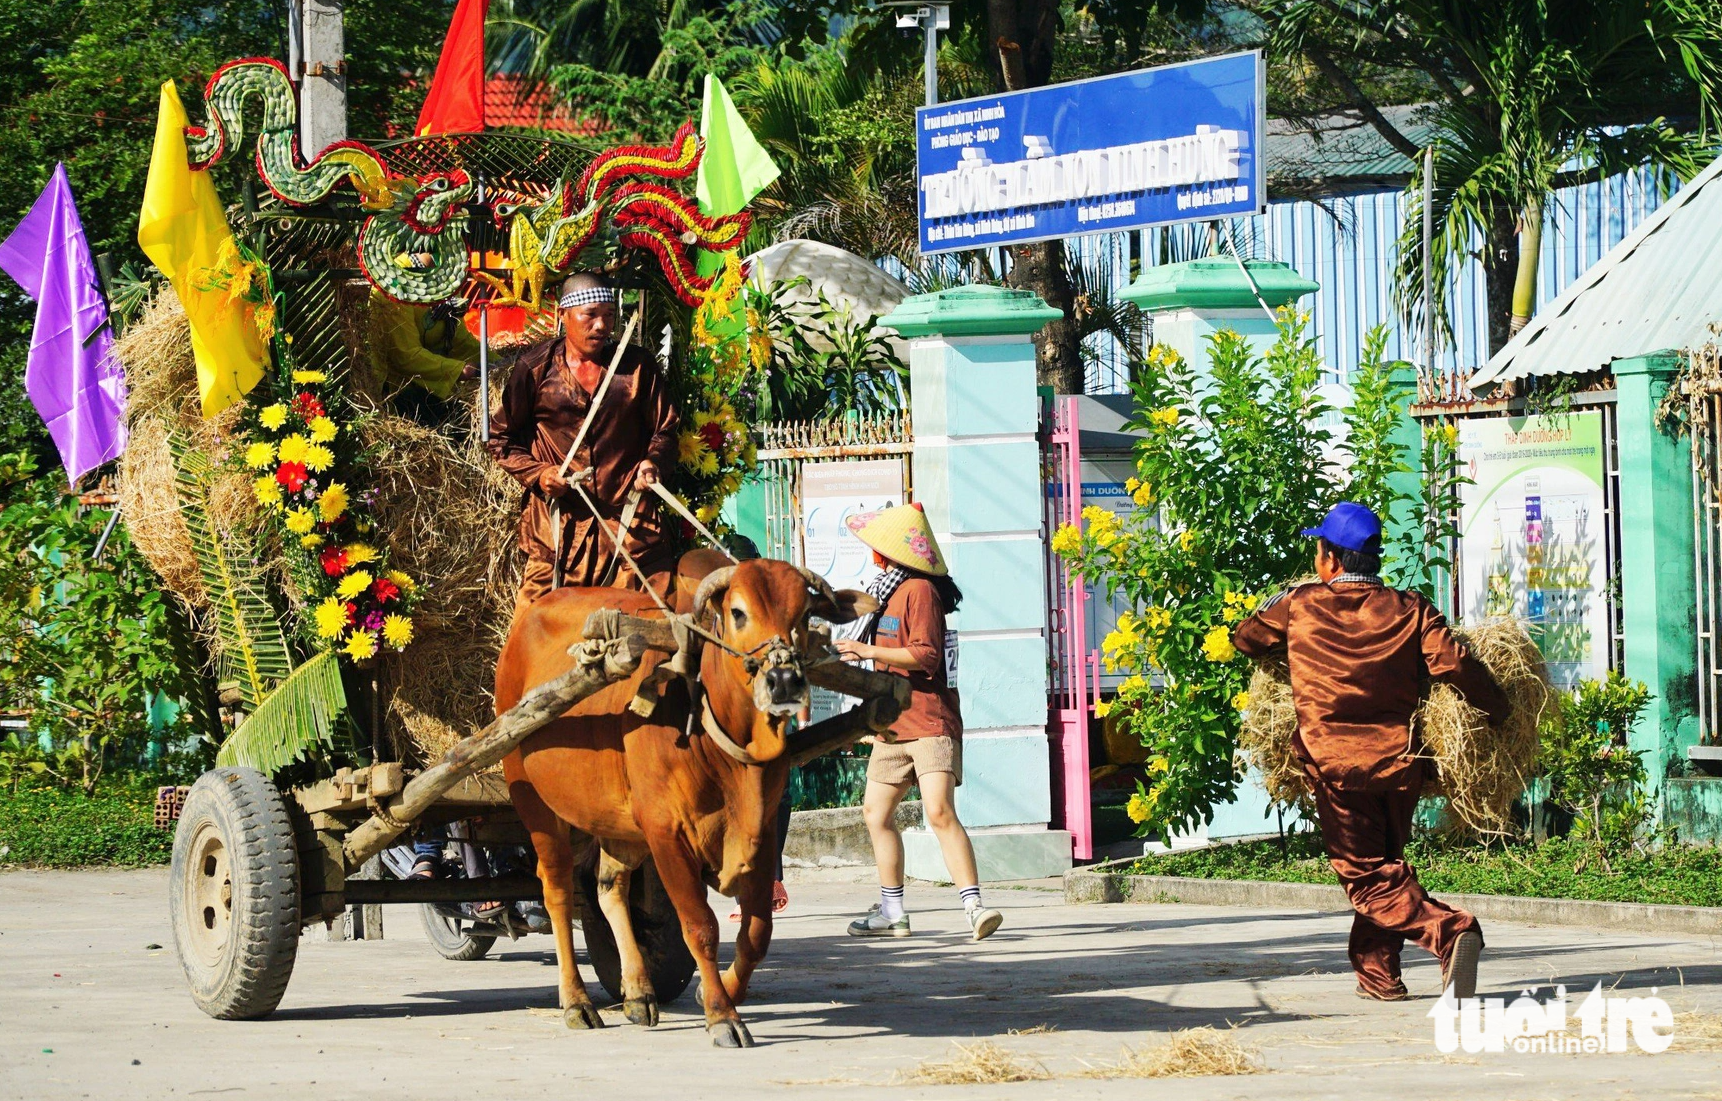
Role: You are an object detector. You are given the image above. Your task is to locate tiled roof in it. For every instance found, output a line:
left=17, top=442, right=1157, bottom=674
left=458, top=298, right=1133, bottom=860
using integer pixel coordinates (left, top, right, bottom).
left=483, top=74, right=603, bottom=136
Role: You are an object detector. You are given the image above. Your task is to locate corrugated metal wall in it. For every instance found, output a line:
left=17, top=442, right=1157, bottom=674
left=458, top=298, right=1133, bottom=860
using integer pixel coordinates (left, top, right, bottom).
left=1070, top=166, right=1678, bottom=393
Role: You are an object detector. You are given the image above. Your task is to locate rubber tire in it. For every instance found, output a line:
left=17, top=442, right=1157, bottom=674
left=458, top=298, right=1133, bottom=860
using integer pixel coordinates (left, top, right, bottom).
left=579, top=861, right=696, bottom=1005
left=420, top=904, right=497, bottom=961
left=169, top=767, right=300, bottom=1020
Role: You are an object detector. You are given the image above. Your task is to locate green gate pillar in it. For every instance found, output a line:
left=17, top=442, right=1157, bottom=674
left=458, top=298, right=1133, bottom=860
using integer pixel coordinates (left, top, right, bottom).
left=1119, top=258, right=1318, bottom=365
left=879, top=285, right=1073, bottom=882
left=1615, top=352, right=1700, bottom=798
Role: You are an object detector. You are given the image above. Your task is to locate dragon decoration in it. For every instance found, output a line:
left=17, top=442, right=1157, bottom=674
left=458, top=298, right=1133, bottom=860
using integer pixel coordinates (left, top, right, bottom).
left=183, top=58, right=752, bottom=305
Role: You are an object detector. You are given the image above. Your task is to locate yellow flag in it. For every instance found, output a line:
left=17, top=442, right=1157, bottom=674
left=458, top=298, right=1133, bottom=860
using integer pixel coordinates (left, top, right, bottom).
left=137, top=81, right=267, bottom=418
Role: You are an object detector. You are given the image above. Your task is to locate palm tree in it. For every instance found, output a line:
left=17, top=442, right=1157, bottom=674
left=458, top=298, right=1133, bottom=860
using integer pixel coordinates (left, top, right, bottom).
left=1263, top=0, right=1722, bottom=357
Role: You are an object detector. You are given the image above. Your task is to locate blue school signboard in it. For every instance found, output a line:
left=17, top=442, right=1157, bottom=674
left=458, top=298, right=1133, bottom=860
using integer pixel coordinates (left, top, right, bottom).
left=916, top=51, right=1265, bottom=254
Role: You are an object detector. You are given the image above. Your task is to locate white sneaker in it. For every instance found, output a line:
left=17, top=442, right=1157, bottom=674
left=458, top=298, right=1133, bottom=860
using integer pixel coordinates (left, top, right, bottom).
left=966, top=905, right=1003, bottom=941
left=847, top=906, right=911, bottom=937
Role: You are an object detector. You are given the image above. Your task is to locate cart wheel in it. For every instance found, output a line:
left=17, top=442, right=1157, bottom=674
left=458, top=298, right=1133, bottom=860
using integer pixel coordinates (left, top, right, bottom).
left=580, top=861, right=696, bottom=1005
left=169, top=767, right=300, bottom=1020
left=420, top=905, right=497, bottom=961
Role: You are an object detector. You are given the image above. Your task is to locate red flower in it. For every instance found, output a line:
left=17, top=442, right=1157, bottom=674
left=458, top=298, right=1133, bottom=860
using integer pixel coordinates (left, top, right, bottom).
left=698, top=422, right=726, bottom=452
left=292, top=392, right=326, bottom=421
left=372, top=578, right=400, bottom=604
left=320, top=545, right=349, bottom=577
left=275, top=461, right=309, bottom=493
left=343, top=601, right=358, bottom=626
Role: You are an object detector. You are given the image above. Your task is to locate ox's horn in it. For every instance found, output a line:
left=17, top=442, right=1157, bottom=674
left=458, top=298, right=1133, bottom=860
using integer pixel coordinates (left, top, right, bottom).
left=794, top=565, right=841, bottom=609
left=692, top=566, right=737, bottom=621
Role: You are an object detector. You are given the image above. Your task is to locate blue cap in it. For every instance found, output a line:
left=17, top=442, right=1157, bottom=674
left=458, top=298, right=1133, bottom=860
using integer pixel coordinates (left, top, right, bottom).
left=1301, top=501, right=1382, bottom=554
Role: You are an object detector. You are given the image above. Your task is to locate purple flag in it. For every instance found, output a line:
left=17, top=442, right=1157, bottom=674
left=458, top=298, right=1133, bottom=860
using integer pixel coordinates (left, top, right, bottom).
left=0, top=163, right=128, bottom=483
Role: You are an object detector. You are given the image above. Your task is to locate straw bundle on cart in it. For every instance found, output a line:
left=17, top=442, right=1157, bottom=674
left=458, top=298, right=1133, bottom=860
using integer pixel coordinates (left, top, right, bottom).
left=1237, top=616, right=1554, bottom=834
left=114, top=290, right=527, bottom=765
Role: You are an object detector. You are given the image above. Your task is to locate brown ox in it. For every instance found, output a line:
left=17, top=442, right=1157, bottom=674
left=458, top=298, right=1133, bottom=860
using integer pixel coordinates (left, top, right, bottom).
left=495, top=550, right=870, bottom=1047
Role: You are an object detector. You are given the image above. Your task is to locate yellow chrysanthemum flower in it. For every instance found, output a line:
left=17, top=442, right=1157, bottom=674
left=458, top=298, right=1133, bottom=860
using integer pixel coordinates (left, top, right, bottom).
left=318, top=482, right=348, bottom=523
left=678, top=430, right=710, bottom=469
left=292, top=370, right=327, bottom=384
left=1201, top=626, right=1236, bottom=663
left=303, top=443, right=334, bottom=473
left=344, top=543, right=379, bottom=566
left=696, top=449, right=720, bottom=477
left=386, top=569, right=416, bottom=594
left=276, top=434, right=309, bottom=465
left=382, top=614, right=414, bottom=650
left=336, top=569, right=373, bottom=600
left=344, top=629, right=378, bottom=661
left=300, top=532, right=324, bottom=549
left=253, top=476, right=282, bottom=506
left=244, top=441, right=275, bottom=469
left=308, top=416, right=337, bottom=443
left=314, top=597, right=348, bottom=639
left=260, top=404, right=288, bottom=431
left=284, top=507, right=316, bottom=535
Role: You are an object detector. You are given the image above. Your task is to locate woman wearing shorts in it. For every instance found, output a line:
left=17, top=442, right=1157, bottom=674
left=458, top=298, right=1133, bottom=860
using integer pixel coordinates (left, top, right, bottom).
left=836, top=503, right=1003, bottom=942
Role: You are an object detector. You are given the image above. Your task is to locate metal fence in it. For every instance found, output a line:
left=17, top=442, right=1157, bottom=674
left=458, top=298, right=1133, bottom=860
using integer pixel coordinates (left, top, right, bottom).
left=1689, top=372, right=1722, bottom=743
left=755, top=411, right=913, bottom=563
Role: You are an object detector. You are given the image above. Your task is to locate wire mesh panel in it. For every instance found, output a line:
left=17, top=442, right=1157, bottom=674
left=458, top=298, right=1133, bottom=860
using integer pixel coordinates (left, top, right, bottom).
left=1692, top=389, right=1722, bottom=743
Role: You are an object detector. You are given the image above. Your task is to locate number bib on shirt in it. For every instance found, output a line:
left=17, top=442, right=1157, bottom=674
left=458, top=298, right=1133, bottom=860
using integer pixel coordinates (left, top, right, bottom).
left=943, top=630, right=959, bottom=690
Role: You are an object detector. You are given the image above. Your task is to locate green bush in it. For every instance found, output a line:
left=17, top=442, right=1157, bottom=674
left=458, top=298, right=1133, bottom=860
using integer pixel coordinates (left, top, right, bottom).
left=1122, top=832, right=1722, bottom=909
left=0, top=776, right=172, bottom=868
left=1536, top=672, right=1654, bottom=857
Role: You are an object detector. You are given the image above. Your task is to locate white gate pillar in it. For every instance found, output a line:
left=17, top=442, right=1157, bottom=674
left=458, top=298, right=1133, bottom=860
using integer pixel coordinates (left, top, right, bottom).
left=879, top=285, right=1073, bottom=881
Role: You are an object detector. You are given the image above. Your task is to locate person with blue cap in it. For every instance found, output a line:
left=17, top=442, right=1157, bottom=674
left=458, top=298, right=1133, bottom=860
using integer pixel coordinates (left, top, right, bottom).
left=1233, top=501, right=1507, bottom=1003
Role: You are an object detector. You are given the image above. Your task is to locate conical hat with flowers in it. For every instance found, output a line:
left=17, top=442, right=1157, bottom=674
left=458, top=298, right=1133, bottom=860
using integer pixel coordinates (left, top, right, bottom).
left=845, top=502, right=947, bottom=576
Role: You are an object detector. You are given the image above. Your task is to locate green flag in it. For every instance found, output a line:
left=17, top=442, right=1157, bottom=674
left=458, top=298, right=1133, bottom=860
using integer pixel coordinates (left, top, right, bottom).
left=695, top=73, right=779, bottom=275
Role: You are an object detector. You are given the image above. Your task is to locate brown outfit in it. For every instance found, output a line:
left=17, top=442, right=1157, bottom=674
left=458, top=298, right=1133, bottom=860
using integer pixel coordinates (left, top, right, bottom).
left=872, top=578, right=961, bottom=742
left=487, top=339, right=679, bottom=608
left=865, top=577, right=963, bottom=786
left=1233, top=577, right=1507, bottom=996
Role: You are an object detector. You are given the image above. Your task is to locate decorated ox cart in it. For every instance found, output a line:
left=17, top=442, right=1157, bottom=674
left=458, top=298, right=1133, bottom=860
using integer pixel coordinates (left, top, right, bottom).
left=123, top=59, right=908, bottom=1025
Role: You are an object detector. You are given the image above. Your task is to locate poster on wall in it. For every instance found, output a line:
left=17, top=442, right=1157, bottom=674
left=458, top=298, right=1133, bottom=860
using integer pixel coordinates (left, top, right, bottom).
left=1455, top=412, right=1609, bottom=688
left=1075, top=455, right=1152, bottom=691
left=800, top=459, right=905, bottom=719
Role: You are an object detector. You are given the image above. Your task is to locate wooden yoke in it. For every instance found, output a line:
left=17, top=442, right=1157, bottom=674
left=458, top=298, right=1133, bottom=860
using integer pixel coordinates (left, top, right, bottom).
left=341, top=633, right=647, bottom=869
left=581, top=609, right=911, bottom=765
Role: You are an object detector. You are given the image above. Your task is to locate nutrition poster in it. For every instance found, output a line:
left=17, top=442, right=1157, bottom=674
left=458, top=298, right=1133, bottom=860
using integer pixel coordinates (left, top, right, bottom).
left=1455, top=412, right=1608, bottom=687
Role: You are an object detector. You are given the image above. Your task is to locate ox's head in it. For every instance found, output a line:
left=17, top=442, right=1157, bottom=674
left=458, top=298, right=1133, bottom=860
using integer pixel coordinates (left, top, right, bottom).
left=691, top=559, right=876, bottom=763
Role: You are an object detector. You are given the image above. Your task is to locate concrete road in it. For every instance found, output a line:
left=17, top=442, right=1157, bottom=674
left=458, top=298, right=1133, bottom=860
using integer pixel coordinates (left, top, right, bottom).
left=3, top=866, right=1721, bottom=1100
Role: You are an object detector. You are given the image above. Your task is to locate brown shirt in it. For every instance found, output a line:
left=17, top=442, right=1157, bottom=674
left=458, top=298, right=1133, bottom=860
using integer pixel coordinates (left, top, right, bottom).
left=874, top=578, right=962, bottom=741
left=486, top=339, right=679, bottom=584
left=1232, top=578, right=1508, bottom=790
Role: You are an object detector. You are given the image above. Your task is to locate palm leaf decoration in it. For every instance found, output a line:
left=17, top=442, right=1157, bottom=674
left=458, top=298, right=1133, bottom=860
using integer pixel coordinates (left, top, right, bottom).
left=168, top=436, right=293, bottom=707
left=216, top=650, right=347, bottom=773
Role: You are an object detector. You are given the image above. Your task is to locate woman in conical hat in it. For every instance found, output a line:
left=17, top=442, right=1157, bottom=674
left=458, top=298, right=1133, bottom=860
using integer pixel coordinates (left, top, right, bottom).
left=835, top=503, right=1003, bottom=942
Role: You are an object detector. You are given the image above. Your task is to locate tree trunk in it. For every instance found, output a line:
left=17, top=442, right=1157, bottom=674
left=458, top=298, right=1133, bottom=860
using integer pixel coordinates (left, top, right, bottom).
left=1008, top=241, right=1083, bottom=392
left=987, top=0, right=1080, bottom=391
left=1482, top=205, right=1519, bottom=358
left=1510, top=196, right=1543, bottom=337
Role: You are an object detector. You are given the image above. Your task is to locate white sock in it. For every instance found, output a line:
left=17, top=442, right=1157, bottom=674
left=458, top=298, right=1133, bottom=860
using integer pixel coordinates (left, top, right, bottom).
left=879, top=884, right=906, bottom=920
left=959, top=885, right=982, bottom=911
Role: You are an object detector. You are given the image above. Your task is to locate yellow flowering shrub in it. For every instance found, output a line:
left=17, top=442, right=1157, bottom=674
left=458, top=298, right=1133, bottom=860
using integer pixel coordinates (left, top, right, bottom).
left=1053, top=315, right=1433, bottom=838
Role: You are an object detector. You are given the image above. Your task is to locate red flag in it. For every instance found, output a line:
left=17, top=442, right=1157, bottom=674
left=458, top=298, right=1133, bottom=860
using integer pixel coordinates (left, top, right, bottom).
left=415, top=0, right=488, bottom=136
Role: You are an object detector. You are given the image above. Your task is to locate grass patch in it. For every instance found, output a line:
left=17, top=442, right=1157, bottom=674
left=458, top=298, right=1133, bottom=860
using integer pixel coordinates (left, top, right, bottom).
left=0, top=777, right=172, bottom=868
left=1119, top=833, right=1722, bottom=909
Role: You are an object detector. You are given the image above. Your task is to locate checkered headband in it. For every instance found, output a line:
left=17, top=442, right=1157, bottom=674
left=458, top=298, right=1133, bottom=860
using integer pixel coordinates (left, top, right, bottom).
left=558, top=285, right=617, bottom=309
